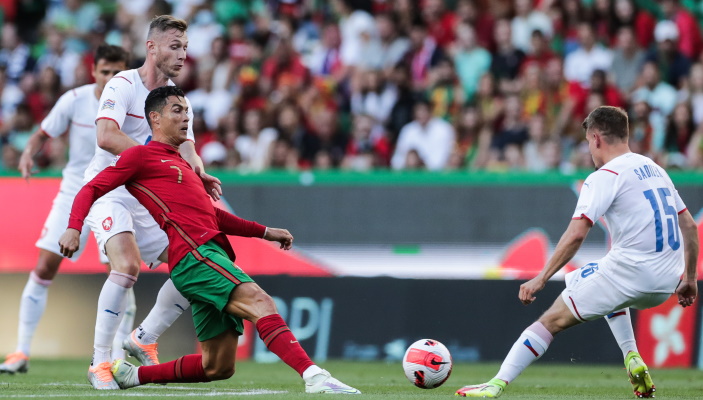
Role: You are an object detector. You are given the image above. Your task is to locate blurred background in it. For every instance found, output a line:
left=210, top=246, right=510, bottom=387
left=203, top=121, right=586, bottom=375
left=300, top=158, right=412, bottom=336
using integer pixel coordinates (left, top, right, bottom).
left=1, top=0, right=703, bottom=371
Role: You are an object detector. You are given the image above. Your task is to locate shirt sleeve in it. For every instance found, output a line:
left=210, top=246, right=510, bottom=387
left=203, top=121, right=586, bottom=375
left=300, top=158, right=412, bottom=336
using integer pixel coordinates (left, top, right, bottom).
left=95, top=74, right=134, bottom=129
left=67, top=147, right=143, bottom=231
left=660, top=166, right=687, bottom=213
left=572, top=171, right=618, bottom=224
left=40, top=90, right=75, bottom=137
left=214, top=208, right=267, bottom=238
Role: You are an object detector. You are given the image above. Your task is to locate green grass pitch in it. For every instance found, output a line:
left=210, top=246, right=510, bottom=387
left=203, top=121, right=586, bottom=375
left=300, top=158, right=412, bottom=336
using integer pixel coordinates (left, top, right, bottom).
left=1, top=359, right=702, bottom=399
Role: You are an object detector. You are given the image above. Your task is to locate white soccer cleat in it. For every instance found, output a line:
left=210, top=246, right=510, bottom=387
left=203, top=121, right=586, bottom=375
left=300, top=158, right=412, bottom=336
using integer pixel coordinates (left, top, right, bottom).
left=111, top=359, right=141, bottom=389
left=0, top=352, right=29, bottom=374
left=123, top=330, right=160, bottom=366
left=305, top=369, right=361, bottom=394
left=87, top=362, right=120, bottom=390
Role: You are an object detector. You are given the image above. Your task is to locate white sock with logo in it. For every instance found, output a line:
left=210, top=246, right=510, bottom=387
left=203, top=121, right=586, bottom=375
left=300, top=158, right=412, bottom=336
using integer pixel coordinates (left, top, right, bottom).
left=302, top=365, right=324, bottom=381
left=605, top=308, right=638, bottom=358
left=93, top=272, right=136, bottom=365
left=16, top=272, right=52, bottom=356
left=495, top=321, right=554, bottom=384
left=112, top=288, right=136, bottom=360
left=136, top=279, right=189, bottom=345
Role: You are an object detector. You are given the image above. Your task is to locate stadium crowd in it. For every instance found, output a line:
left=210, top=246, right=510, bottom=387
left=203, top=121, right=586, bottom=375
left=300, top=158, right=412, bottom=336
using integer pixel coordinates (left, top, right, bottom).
left=1, top=0, right=703, bottom=173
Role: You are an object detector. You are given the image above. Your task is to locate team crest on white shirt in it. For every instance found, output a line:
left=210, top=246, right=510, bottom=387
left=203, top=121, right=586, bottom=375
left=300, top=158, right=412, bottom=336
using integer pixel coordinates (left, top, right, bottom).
left=109, top=155, right=121, bottom=166
left=102, top=217, right=113, bottom=231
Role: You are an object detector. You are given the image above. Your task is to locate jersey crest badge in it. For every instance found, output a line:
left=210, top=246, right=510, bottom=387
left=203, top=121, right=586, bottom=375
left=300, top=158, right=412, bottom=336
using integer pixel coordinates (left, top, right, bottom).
left=109, top=155, right=121, bottom=167
left=102, top=217, right=113, bottom=231
left=101, top=99, right=115, bottom=110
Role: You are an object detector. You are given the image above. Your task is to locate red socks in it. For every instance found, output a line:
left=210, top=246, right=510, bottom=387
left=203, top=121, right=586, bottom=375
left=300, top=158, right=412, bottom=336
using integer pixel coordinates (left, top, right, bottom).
left=256, top=314, right=314, bottom=376
left=137, top=354, right=210, bottom=384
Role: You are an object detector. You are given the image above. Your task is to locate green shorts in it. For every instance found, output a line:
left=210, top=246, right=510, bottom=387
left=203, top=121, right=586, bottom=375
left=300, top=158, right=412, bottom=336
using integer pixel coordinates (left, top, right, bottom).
left=170, top=240, right=255, bottom=341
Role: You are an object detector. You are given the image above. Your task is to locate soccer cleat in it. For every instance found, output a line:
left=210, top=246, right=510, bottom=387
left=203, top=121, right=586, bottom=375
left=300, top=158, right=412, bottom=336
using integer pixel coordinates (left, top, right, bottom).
left=626, top=352, right=655, bottom=398
left=123, top=330, right=160, bottom=366
left=456, top=378, right=506, bottom=398
left=305, top=369, right=361, bottom=394
left=0, top=351, right=29, bottom=374
left=111, top=359, right=141, bottom=389
left=87, top=362, right=120, bottom=390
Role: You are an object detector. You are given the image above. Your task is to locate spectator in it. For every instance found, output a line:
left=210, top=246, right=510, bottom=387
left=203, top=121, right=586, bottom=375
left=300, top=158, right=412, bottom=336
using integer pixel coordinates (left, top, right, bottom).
left=184, top=9, right=225, bottom=60
left=0, top=67, right=25, bottom=123
left=662, top=102, right=695, bottom=167
left=611, top=0, right=655, bottom=49
left=452, top=104, right=491, bottom=169
left=260, top=39, right=309, bottom=96
left=632, top=61, right=678, bottom=152
left=475, top=72, right=504, bottom=129
left=659, top=0, right=702, bottom=61
left=491, top=18, right=525, bottom=92
left=333, top=0, right=377, bottom=69
left=427, top=57, right=464, bottom=121
left=305, top=22, right=344, bottom=79
left=350, top=68, right=397, bottom=126
left=385, top=63, right=416, bottom=145
left=0, top=23, right=35, bottom=84
left=645, top=20, right=691, bottom=88
left=629, top=98, right=654, bottom=156
left=421, top=0, right=457, bottom=49
left=342, top=113, right=391, bottom=170
left=268, top=137, right=299, bottom=170
left=373, top=12, right=411, bottom=72
left=455, top=0, right=495, bottom=51
left=489, top=94, right=528, bottom=163
left=564, top=22, right=613, bottom=87
left=681, top=63, right=703, bottom=125
left=403, top=19, right=444, bottom=92
left=609, top=26, right=646, bottom=95
left=186, top=68, right=234, bottom=131
left=35, top=26, right=82, bottom=90
left=391, top=99, right=455, bottom=170
left=520, top=29, right=558, bottom=74
left=24, top=66, right=62, bottom=123
left=198, top=36, right=234, bottom=92
left=269, top=101, right=309, bottom=157
left=235, top=108, right=278, bottom=172
left=451, top=22, right=491, bottom=102
left=45, top=0, right=101, bottom=53
left=511, top=0, right=553, bottom=54
left=300, top=108, right=348, bottom=167
left=523, top=113, right=560, bottom=172
left=393, top=0, right=419, bottom=37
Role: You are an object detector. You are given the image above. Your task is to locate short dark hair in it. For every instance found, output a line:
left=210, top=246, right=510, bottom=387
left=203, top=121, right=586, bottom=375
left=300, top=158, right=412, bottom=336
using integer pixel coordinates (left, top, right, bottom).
left=147, top=15, right=188, bottom=39
left=581, top=106, right=629, bottom=143
left=94, top=44, right=129, bottom=67
left=144, top=85, right=186, bottom=129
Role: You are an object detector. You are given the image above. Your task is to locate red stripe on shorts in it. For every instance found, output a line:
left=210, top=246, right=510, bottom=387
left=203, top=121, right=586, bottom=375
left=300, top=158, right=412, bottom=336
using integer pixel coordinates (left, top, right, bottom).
left=568, top=296, right=587, bottom=322
left=192, top=250, right=242, bottom=285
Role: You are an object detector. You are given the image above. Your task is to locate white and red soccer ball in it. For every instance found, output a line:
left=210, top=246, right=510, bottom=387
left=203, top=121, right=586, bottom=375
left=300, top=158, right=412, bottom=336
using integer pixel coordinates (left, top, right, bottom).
left=402, top=338, right=453, bottom=389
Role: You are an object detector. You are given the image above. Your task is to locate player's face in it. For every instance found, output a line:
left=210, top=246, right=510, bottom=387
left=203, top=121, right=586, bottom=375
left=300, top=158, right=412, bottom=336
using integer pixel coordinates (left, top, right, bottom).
left=92, top=59, right=127, bottom=93
left=160, top=96, right=190, bottom=144
left=151, top=29, right=188, bottom=78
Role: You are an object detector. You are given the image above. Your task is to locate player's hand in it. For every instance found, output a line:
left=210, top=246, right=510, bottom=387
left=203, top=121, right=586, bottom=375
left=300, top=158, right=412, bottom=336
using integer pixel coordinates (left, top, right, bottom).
left=18, top=152, right=35, bottom=181
left=58, top=229, right=81, bottom=258
left=519, top=276, right=546, bottom=305
left=194, top=166, right=222, bottom=201
left=264, top=227, right=293, bottom=250
left=675, top=279, right=698, bottom=308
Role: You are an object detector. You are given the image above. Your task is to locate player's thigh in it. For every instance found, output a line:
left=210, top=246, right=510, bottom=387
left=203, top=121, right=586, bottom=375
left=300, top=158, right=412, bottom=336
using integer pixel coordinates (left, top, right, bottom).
left=630, top=292, right=672, bottom=310
left=561, top=261, right=632, bottom=322
left=201, top=329, right=239, bottom=378
left=131, top=203, right=168, bottom=268
left=104, top=232, right=142, bottom=275
left=170, top=241, right=255, bottom=342
left=36, top=190, right=93, bottom=262
left=226, top=282, right=277, bottom=321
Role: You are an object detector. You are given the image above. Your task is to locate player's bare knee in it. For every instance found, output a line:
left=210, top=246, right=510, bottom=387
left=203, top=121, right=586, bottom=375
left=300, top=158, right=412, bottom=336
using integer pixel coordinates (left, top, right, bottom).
left=252, top=290, right=277, bottom=316
left=107, top=258, right=141, bottom=276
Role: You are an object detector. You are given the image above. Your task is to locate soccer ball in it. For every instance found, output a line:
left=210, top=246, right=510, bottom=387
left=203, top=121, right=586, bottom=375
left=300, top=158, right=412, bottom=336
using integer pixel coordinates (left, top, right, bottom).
left=402, top=339, right=453, bottom=389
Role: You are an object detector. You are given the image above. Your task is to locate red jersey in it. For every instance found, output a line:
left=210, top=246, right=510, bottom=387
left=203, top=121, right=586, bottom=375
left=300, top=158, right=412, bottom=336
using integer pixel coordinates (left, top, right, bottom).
left=68, top=141, right=266, bottom=271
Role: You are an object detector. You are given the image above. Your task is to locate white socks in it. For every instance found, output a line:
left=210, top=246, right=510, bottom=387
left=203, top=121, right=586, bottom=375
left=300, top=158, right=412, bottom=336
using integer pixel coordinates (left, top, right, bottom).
left=112, top=288, right=136, bottom=360
left=135, top=279, right=189, bottom=345
left=93, top=271, right=136, bottom=365
left=302, top=365, right=324, bottom=381
left=16, top=272, right=52, bottom=356
left=605, top=308, right=638, bottom=358
left=495, top=321, right=554, bottom=384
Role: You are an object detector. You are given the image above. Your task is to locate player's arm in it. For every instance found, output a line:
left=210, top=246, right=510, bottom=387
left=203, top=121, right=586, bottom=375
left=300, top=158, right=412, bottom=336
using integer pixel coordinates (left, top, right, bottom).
left=58, top=149, right=142, bottom=257
left=18, top=129, right=51, bottom=180
left=675, top=209, right=698, bottom=307
left=214, top=208, right=293, bottom=250
left=519, top=217, right=592, bottom=305
left=96, top=118, right=140, bottom=155
left=179, top=139, right=222, bottom=201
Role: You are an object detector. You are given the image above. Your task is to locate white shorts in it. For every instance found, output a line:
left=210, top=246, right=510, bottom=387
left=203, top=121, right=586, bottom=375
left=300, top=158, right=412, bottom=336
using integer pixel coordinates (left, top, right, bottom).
left=85, top=186, right=167, bottom=268
left=561, top=259, right=671, bottom=322
left=35, top=180, right=109, bottom=263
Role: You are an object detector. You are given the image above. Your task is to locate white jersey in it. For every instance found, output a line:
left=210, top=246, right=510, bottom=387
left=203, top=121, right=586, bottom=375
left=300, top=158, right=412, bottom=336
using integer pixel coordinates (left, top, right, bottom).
left=573, top=152, right=686, bottom=294
left=41, top=84, right=99, bottom=188
left=85, top=69, right=194, bottom=181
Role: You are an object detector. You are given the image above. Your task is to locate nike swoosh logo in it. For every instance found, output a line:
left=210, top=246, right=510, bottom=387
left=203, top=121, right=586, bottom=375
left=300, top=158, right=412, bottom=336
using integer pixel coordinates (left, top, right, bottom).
left=104, top=309, right=120, bottom=316
left=290, top=340, right=298, bottom=344
left=429, top=359, right=449, bottom=365
left=161, top=159, right=172, bottom=162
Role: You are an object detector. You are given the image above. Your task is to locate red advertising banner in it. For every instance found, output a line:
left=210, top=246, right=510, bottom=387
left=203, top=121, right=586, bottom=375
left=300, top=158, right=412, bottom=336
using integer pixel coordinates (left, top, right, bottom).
left=0, top=178, right=331, bottom=276
left=635, top=296, right=698, bottom=368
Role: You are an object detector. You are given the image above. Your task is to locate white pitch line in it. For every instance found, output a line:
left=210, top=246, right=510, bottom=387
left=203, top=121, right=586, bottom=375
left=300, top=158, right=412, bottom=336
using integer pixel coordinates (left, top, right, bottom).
left=0, top=389, right=288, bottom=398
